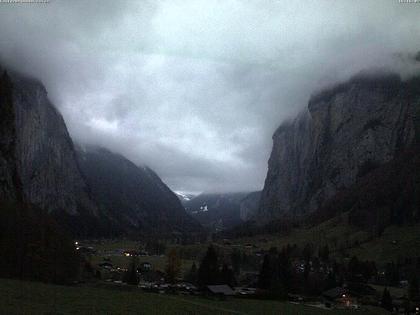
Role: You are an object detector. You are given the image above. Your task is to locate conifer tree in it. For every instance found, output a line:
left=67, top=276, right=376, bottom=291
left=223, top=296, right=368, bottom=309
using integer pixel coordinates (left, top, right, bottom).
left=409, top=277, right=419, bottom=301
left=381, top=288, right=393, bottom=312
left=220, top=264, right=236, bottom=287
left=124, top=256, right=139, bottom=285
left=185, top=262, right=198, bottom=284
left=258, top=254, right=272, bottom=289
left=319, top=245, right=330, bottom=262
left=278, top=247, right=292, bottom=292
left=165, top=249, right=181, bottom=284
left=198, top=245, right=220, bottom=286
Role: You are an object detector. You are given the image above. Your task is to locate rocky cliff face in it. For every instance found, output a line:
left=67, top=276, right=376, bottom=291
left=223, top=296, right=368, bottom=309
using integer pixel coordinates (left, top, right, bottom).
left=259, top=73, right=419, bottom=222
left=0, top=71, right=22, bottom=201
left=76, top=146, right=202, bottom=236
left=0, top=69, right=102, bottom=236
left=10, top=72, right=98, bottom=219
left=239, top=191, right=261, bottom=221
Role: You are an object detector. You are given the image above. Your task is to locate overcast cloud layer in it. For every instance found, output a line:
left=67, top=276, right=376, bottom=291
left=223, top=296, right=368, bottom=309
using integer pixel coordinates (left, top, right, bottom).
left=0, top=0, right=419, bottom=193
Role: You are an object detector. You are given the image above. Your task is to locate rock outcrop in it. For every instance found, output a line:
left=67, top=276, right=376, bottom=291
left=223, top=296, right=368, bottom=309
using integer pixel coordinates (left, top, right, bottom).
left=259, top=72, right=419, bottom=222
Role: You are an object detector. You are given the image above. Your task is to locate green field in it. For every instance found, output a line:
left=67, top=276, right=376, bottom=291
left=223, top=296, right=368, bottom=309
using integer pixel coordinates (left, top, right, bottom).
left=231, top=214, right=369, bottom=251
left=0, top=279, right=388, bottom=315
left=81, top=239, right=196, bottom=276
left=89, top=254, right=196, bottom=277
left=229, top=216, right=420, bottom=265
left=84, top=218, right=420, bottom=281
left=349, top=224, right=420, bottom=263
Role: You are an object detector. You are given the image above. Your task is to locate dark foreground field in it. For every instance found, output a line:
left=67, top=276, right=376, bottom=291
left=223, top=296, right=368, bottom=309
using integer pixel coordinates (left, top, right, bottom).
left=0, top=279, right=388, bottom=315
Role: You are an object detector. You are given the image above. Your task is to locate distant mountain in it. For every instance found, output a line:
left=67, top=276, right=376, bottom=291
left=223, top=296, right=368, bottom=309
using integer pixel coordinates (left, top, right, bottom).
left=76, top=146, right=203, bottom=237
left=184, top=192, right=251, bottom=232
left=175, top=192, right=197, bottom=206
left=259, top=71, right=420, bottom=226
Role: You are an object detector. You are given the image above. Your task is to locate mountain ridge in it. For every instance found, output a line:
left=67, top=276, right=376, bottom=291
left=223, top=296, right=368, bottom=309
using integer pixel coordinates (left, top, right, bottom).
left=75, top=145, right=203, bottom=237
left=0, top=66, right=201, bottom=238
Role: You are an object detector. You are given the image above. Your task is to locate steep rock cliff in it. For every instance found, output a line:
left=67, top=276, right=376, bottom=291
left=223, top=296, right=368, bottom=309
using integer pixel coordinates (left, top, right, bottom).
left=259, top=73, right=418, bottom=222
left=239, top=191, right=261, bottom=221
left=11, top=74, right=98, bottom=218
left=0, top=74, right=80, bottom=281
left=0, top=69, right=104, bottom=236
left=0, top=71, right=22, bottom=201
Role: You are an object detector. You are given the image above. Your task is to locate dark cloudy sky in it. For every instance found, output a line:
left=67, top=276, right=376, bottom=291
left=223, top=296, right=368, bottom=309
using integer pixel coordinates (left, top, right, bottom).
left=0, top=0, right=419, bottom=193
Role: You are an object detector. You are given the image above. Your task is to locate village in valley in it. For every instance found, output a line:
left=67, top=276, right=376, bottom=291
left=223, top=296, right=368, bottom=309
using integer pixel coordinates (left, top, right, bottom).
left=1, top=1, right=420, bottom=315
left=74, top=235, right=420, bottom=314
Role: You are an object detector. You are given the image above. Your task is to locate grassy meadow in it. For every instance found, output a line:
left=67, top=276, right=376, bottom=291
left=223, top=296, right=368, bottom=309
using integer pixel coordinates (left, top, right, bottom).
left=0, top=278, right=388, bottom=315
left=225, top=216, right=420, bottom=265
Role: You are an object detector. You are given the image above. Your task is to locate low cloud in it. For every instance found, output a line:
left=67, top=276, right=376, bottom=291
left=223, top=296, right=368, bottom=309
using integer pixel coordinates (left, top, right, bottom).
left=0, top=0, right=419, bottom=193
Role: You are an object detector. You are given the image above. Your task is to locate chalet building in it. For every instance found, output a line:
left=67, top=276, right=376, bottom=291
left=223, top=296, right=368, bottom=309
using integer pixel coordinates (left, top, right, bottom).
left=140, top=270, right=165, bottom=283
left=137, top=262, right=152, bottom=272
left=206, top=285, right=235, bottom=300
left=322, top=287, right=359, bottom=309
left=323, top=287, right=346, bottom=301
left=98, top=262, right=113, bottom=269
left=76, top=246, right=96, bottom=255
left=123, top=250, right=140, bottom=257
left=234, top=287, right=256, bottom=296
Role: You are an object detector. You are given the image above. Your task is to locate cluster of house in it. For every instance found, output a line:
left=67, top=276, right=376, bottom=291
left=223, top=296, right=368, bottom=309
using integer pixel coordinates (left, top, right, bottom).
left=122, top=250, right=149, bottom=257
left=94, top=257, right=257, bottom=299
left=320, top=283, right=420, bottom=314
left=139, top=282, right=198, bottom=295
left=321, top=284, right=370, bottom=309
left=78, top=241, right=420, bottom=313
left=138, top=282, right=256, bottom=299
left=74, top=241, right=96, bottom=255
left=98, top=260, right=154, bottom=278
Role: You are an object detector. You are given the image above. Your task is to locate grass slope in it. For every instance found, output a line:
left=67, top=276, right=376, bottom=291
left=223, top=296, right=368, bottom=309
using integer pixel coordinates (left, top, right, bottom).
left=232, top=216, right=420, bottom=265
left=0, top=279, right=387, bottom=315
left=349, top=224, right=420, bottom=262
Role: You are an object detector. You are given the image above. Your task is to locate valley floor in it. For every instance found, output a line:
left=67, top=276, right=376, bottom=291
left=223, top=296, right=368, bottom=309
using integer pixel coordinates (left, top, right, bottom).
left=231, top=218, right=420, bottom=265
left=0, top=278, right=388, bottom=315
